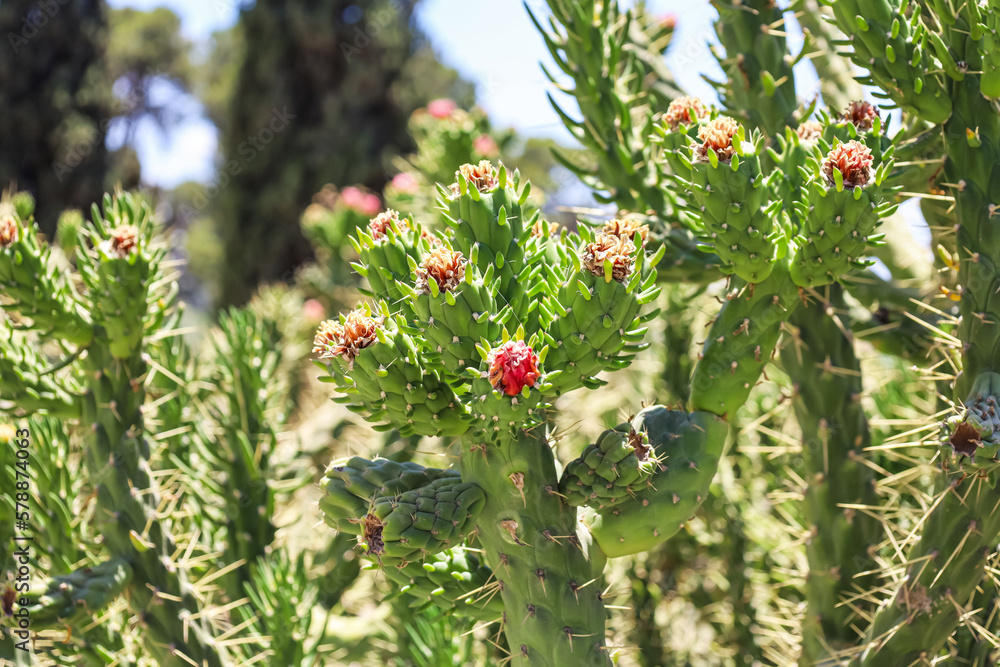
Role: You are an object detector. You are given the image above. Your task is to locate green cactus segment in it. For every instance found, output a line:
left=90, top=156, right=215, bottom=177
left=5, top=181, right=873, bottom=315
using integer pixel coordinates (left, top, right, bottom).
left=406, top=254, right=505, bottom=375
left=3, top=559, right=132, bottom=630
left=316, top=306, right=470, bottom=437
left=982, top=7, right=1000, bottom=98
left=829, top=0, right=952, bottom=124
left=683, top=121, right=779, bottom=283
left=852, top=469, right=1000, bottom=666
left=559, top=423, right=656, bottom=509
left=460, top=427, right=610, bottom=666
left=710, top=0, right=798, bottom=137
left=0, top=210, right=92, bottom=346
left=0, top=320, right=81, bottom=418
left=790, top=141, right=896, bottom=287
left=945, top=372, right=1000, bottom=465
left=582, top=407, right=730, bottom=559
left=689, top=263, right=800, bottom=416
left=542, top=229, right=662, bottom=394
left=83, top=338, right=223, bottom=667
left=320, top=457, right=484, bottom=565
left=780, top=290, right=878, bottom=665
left=380, top=547, right=503, bottom=622
left=77, top=194, right=169, bottom=360
left=354, top=211, right=434, bottom=308
left=442, top=162, right=532, bottom=309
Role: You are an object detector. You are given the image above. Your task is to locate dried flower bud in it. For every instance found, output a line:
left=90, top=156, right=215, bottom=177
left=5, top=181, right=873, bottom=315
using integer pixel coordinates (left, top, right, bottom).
left=368, top=210, right=406, bottom=241
left=531, top=220, right=560, bottom=238
left=796, top=120, right=823, bottom=143
left=664, top=96, right=707, bottom=130
left=581, top=232, right=637, bottom=282
left=823, top=141, right=874, bottom=188
left=0, top=215, right=18, bottom=249
left=695, top=116, right=740, bottom=163
left=450, top=160, right=501, bottom=196
left=416, top=247, right=466, bottom=293
left=313, top=309, right=381, bottom=365
left=363, top=513, right=385, bottom=555
left=107, top=225, right=139, bottom=259
left=842, top=101, right=879, bottom=131
left=602, top=218, right=648, bottom=244
left=488, top=340, right=540, bottom=396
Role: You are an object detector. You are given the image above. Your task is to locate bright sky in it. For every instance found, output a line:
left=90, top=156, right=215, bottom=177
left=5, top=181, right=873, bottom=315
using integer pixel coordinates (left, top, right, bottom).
left=107, top=0, right=821, bottom=188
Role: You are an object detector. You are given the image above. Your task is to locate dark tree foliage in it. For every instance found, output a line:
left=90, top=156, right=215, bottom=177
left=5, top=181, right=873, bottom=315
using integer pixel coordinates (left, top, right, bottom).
left=0, top=0, right=109, bottom=235
left=214, top=0, right=472, bottom=306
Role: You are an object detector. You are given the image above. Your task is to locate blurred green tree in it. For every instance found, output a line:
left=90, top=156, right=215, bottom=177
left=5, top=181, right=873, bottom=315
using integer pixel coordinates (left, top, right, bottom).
left=207, top=0, right=474, bottom=306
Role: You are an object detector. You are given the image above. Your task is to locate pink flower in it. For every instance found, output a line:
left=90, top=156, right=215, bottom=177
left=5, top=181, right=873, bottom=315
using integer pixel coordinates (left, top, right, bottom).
left=341, top=186, right=381, bottom=215
left=303, top=299, right=326, bottom=323
left=428, top=98, right=458, bottom=119
left=473, top=134, right=499, bottom=158
left=488, top=340, right=540, bottom=396
left=390, top=172, right=419, bottom=194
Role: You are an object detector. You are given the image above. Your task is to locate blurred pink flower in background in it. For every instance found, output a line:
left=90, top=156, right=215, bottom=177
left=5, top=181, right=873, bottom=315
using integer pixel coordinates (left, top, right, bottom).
left=428, top=98, right=458, bottom=119
left=390, top=172, right=420, bottom=194
left=340, top=186, right=381, bottom=215
left=473, top=134, right=499, bottom=158
left=303, top=299, right=326, bottom=323
left=659, top=14, right=677, bottom=29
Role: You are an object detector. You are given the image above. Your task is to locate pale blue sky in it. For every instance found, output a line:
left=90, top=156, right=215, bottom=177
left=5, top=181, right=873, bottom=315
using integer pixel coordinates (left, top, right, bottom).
left=107, top=0, right=823, bottom=188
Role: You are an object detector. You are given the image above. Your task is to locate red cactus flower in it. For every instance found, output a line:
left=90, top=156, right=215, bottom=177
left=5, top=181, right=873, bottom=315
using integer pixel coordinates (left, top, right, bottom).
left=303, top=299, right=326, bottom=323
left=313, top=309, right=381, bottom=366
left=341, top=186, right=381, bottom=216
left=428, top=98, right=458, bottom=119
left=488, top=340, right=540, bottom=396
left=796, top=120, right=823, bottom=143
left=107, top=225, right=139, bottom=258
left=368, top=210, right=407, bottom=241
left=416, top=247, right=466, bottom=294
left=0, top=215, right=18, bottom=249
left=581, top=232, right=637, bottom=282
left=450, top=160, right=502, bottom=196
left=843, top=101, right=879, bottom=131
left=695, top=116, right=740, bottom=163
left=602, top=218, right=649, bottom=245
left=664, top=96, right=707, bottom=130
left=823, top=140, right=874, bottom=188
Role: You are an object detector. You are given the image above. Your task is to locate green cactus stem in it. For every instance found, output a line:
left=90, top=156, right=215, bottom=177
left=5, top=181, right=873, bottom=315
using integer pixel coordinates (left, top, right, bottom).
left=781, top=288, right=879, bottom=665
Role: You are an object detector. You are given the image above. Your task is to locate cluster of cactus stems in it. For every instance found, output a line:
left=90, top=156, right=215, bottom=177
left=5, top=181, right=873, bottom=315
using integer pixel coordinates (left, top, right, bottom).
left=313, top=1, right=1000, bottom=665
